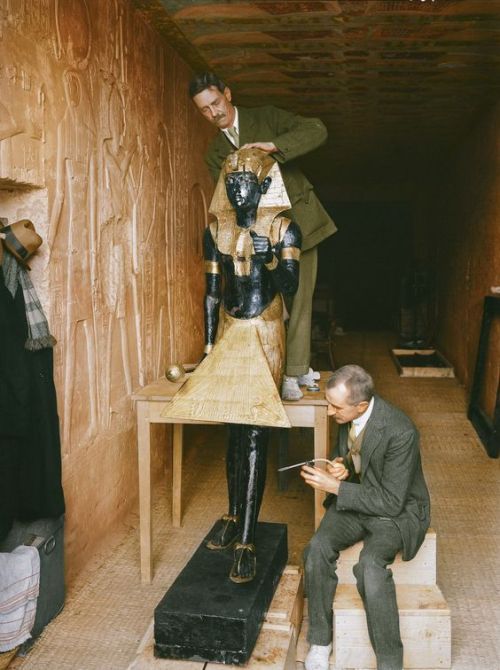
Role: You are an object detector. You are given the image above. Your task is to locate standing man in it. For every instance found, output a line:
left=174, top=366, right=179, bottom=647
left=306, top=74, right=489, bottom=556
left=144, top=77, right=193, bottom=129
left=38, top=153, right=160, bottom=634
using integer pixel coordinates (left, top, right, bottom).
left=301, top=365, right=430, bottom=670
left=189, top=72, right=337, bottom=400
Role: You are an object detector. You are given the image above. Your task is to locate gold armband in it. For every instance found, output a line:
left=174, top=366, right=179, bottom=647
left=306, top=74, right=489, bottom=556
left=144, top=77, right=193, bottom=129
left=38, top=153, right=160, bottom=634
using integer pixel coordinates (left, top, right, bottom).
left=265, top=255, right=279, bottom=271
left=204, top=343, right=214, bottom=354
left=281, top=247, right=300, bottom=261
left=204, top=260, right=221, bottom=274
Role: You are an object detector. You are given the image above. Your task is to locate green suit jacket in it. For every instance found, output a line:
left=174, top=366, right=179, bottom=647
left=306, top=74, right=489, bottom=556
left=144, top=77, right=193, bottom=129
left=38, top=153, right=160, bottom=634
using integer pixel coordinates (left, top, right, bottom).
left=205, top=105, right=337, bottom=251
left=331, top=395, right=431, bottom=561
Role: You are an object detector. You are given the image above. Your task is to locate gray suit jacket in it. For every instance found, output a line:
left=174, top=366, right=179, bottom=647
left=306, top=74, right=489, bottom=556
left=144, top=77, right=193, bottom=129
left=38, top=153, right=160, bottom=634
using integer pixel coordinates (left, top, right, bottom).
left=331, top=395, right=431, bottom=561
left=205, top=105, right=337, bottom=251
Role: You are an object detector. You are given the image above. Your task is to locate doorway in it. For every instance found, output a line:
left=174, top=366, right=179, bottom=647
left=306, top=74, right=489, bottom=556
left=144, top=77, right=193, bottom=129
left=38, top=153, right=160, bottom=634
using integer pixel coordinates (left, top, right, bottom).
left=317, top=202, right=413, bottom=332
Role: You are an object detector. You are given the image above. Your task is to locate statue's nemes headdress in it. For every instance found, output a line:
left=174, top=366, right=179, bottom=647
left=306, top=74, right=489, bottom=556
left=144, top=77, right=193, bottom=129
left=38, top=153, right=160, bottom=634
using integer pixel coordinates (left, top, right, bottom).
left=222, top=147, right=275, bottom=183
left=209, top=147, right=291, bottom=219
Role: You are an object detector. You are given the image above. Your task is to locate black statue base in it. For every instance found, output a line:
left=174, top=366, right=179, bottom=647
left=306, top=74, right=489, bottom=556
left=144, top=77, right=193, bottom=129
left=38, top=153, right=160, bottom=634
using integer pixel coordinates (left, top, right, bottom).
left=154, top=521, right=288, bottom=665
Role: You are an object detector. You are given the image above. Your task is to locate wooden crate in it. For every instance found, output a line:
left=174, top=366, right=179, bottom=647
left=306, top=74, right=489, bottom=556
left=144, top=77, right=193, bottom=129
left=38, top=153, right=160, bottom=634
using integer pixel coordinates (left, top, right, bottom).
left=334, top=584, right=451, bottom=670
left=336, top=529, right=436, bottom=586
left=390, top=349, right=455, bottom=378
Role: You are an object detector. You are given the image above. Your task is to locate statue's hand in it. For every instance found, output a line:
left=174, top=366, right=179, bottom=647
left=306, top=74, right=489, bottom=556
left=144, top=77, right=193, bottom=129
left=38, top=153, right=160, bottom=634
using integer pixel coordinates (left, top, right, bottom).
left=249, top=230, right=273, bottom=263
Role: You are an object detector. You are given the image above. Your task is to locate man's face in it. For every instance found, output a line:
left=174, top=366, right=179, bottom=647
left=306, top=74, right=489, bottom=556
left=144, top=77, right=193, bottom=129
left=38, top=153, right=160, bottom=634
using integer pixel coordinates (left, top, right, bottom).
left=225, top=171, right=261, bottom=211
left=325, top=383, right=368, bottom=424
left=192, top=86, right=235, bottom=129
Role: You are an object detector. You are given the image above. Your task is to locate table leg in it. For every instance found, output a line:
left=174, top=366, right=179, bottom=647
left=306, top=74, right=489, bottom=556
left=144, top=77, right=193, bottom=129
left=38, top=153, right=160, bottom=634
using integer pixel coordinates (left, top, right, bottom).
left=278, top=428, right=290, bottom=491
left=137, top=401, right=152, bottom=584
left=172, top=424, right=183, bottom=527
left=314, top=407, right=329, bottom=528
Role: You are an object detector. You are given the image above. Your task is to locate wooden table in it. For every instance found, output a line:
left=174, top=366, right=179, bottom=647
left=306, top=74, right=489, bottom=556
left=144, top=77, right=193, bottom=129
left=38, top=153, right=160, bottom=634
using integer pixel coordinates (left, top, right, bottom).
left=132, top=372, right=331, bottom=583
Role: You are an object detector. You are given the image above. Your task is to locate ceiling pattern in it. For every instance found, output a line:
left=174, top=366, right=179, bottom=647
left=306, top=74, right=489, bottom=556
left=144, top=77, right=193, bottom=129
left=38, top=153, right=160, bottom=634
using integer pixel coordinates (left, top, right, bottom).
left=134, top=0, right=500, bottom=190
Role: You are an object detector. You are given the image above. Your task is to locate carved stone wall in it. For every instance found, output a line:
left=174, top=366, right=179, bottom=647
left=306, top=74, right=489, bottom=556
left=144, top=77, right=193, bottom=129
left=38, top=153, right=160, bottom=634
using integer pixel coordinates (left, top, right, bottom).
left=417, top=104, right=500, bottom=407
left=0, top=0, right=214, bottom=581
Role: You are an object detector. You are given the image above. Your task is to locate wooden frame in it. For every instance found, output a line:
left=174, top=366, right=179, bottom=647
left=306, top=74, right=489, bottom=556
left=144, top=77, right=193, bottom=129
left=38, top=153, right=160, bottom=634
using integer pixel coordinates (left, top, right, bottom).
left=391, top=348, right=454, bottom=378
left=468, top=295, right=500, bottom=458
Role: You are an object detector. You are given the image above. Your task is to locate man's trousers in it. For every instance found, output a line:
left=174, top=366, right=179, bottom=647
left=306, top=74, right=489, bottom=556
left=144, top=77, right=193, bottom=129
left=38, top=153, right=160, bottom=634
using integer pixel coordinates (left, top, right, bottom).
left=304, top=504, right=404, bottom=670
left=285, top=246, right=318, bottom=377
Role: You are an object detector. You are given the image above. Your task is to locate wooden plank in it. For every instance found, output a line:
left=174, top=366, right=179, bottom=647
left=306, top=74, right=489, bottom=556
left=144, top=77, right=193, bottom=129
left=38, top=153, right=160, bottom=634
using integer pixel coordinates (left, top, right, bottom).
left=206, top=625, right=296, bottom=670
left=172, top=423, right=183, bottom=527
left=334, top=584, right=451, bottom=670
left=127, top=621, right=203, bottom=670
left=266, top=566, right=303, bottom=633
left=137, top=402, right=152, bottom=585
left=314, top=407, right=329, bottom=527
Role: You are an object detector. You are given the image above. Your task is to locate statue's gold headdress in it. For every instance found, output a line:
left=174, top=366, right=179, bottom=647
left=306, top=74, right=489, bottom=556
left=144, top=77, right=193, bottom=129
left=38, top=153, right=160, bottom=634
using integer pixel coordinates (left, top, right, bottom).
left=210, top=148, right=291, bottom=218
left=208, top=146, right=292, bottom=278
left=222, top=147, right=275, bottom=183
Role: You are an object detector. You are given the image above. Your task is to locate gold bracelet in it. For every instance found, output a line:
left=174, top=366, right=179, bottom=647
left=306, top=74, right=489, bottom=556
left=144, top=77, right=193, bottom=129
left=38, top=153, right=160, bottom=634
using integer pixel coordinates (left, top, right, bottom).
left=204, top=343, right=214, bottom=354
left=281, top=247, right=300, bottom=261
left=265, top=256, right=278, bottom=271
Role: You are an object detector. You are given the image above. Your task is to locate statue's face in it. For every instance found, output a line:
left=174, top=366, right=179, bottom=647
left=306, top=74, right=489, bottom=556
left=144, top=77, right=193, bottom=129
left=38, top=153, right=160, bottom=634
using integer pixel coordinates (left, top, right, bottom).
left=225, top=171, right=261, bottom=211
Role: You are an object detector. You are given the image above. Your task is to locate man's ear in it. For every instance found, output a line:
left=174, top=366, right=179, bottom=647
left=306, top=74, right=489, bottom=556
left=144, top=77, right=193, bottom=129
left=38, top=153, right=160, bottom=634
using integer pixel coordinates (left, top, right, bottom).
left=259, top=176, right=272, bottom=194
left=356, top=400, right=369, bottom=416
left=224, top=86, right=232, bottom=102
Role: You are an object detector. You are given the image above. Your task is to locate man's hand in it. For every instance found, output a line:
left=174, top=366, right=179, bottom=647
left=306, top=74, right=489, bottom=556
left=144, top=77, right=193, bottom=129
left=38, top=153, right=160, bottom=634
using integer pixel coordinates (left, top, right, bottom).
left=240, top=141, right=278, bottom=154
left=328, top=457, right=349, bottom=481
left=249, top=230, right=273, bottom=263
left=300, top=464, right=341, bottom=495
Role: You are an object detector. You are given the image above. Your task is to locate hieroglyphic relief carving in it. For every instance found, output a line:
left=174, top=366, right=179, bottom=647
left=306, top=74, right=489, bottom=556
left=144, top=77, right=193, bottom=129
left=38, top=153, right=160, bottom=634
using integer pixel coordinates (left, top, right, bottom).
left=0, top=63, right=44, bottom=186
left=48, top=65, right=99, bottom=451
left=53, top=0, right=92, bottom=68
left=1, top=0, right=214, bottom=578
left=183, top=182, right=208, bottom=357
left=100, top=78, right=136, bottom=425
left=158, top=121, right=176, bottom=371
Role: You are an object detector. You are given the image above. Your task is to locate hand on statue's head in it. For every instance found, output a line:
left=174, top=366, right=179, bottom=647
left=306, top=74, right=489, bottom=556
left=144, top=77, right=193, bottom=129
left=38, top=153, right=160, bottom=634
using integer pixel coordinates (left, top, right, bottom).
left=240, top=141, right=277, bottom=154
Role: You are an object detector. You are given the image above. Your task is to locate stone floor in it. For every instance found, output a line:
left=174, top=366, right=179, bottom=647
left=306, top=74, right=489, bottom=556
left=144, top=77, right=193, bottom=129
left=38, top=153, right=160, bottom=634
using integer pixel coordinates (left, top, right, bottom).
left=9, top=331, right=500, bottom=670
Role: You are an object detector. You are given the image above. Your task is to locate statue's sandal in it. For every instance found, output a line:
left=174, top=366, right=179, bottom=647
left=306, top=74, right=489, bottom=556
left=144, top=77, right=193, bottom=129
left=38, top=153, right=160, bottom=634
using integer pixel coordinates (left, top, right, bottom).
left=229, top=543, right=256, bottom=584
left=206, top=514, right=241, bottom=550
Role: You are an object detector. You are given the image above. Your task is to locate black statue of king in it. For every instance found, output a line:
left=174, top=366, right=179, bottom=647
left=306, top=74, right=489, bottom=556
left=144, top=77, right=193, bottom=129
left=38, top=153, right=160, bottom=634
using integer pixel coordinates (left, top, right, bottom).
left=202, top=147, right=302, bottom=583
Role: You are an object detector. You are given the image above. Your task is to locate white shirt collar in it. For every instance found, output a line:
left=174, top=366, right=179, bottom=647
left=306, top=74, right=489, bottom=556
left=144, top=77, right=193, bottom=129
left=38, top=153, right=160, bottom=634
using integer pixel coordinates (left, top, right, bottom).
left=352, top=396, right=374, bottom=434
left=222, top=107, right=239, bottom=145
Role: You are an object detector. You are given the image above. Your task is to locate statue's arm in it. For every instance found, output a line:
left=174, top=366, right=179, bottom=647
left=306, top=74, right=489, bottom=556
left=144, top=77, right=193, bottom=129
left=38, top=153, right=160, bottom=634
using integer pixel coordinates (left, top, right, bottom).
left=203, top=226, right=222, bottom=354
left=252, top=220, right=301, bottom=296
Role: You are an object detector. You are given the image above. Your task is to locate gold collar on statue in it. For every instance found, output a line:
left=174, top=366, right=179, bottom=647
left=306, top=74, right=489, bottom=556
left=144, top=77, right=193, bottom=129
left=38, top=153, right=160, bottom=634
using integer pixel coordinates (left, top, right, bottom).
left=212, top=215, right=290, bottom=277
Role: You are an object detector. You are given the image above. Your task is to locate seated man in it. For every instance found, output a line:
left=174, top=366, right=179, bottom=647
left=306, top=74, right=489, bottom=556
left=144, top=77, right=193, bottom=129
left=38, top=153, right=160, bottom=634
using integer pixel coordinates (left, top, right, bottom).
left=301, top=364, right=430, bottom=670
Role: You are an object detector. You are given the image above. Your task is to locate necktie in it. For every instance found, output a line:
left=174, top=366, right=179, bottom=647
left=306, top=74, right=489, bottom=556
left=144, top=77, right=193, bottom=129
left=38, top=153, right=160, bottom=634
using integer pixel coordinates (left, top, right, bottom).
left=347, top=422, right=362, bottom=474
left=226, top=126, right=239, bottom=148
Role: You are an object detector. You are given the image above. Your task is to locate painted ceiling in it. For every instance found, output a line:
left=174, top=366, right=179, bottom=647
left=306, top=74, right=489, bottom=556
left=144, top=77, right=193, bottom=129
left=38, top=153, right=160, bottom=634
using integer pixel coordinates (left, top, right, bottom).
left=134, top=0, right=500, bottom=194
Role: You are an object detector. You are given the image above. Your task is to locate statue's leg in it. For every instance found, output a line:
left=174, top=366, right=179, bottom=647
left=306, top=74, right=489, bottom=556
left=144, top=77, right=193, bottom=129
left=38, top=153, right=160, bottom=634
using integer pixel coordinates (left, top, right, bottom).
left=206, top=424, right=243, bottom=550
left=230, top=425, right=269, bottom=583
